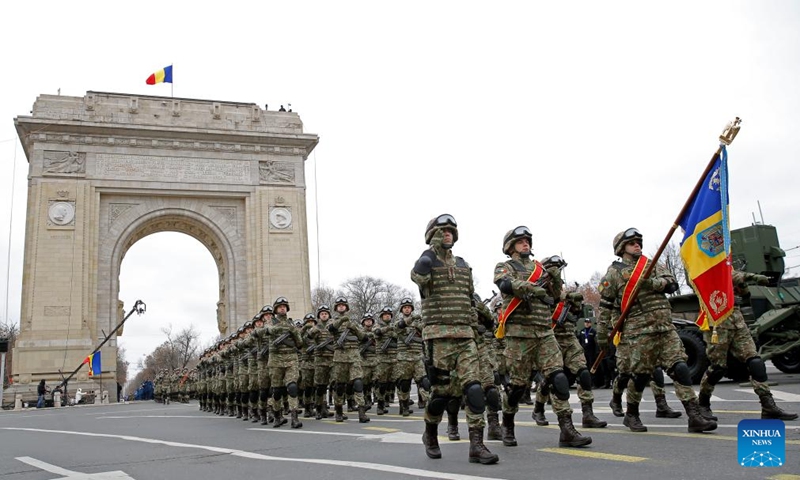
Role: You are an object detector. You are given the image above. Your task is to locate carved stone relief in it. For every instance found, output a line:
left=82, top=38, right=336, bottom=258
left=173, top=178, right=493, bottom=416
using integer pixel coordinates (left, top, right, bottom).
left=259, top=161, right=295, bottom=184
left=44, top=151, right=86, bottom=174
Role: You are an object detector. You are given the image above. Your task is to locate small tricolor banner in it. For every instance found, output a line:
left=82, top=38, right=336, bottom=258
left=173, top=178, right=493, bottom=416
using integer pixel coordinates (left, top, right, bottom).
left=82, top=352, right=102, bottom=377
left=146, top=65, right=173, bottom=85
left=679, top=145, right=734, bottom=331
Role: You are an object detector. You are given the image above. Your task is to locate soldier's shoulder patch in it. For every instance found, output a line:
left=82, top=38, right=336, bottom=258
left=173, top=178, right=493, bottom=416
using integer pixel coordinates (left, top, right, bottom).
left=494, top=264, right=509, bottom=275
left=598, top=279, right=610, bottom=293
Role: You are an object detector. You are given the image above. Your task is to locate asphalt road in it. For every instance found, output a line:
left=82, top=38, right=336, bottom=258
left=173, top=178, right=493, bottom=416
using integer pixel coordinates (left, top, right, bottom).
left=2, top=369, right=800, bottom=480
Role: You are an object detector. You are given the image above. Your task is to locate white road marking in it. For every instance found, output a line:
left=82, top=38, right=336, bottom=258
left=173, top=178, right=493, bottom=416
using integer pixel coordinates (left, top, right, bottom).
left=248, top=428, right=432, bottom=444
left=96, top=415, right=230, bottom=419
left=15, top=456, right=134, bottom=479
left=5, top=428, right=505, bottom=480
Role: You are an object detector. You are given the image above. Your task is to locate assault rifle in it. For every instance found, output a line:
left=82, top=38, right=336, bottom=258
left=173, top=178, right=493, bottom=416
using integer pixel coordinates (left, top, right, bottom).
left=360, top=337, right=375, bottom=356
left=379, top=337, right=394, bottom=353
left=312, top=337, right=335, bottom=353
left=337, top=329, right=350, bottom=348
left=258, top=344, right=269, bottom=358
left=272, top=331, right=295, bottom=348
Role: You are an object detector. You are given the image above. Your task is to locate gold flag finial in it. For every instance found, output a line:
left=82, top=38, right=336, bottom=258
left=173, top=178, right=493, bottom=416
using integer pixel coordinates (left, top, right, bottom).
left=719, top=117, right=742, bottom=146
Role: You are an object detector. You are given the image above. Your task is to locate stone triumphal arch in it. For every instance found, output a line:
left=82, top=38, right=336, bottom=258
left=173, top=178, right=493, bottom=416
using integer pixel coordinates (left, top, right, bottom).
left=10, top=92, right=318, bottom=400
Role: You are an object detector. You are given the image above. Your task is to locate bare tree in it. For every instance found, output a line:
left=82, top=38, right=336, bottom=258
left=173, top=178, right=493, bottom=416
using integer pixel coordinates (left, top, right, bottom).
left=116, top=345, right=129, bottom=387
left=161, top=324, right=201, bottom=369
left=0, top=320, right=19, bottom=389
left=311, top=283, right=337, bottom=311
left=661, top=241, right=688, bottom=294
left=340, top=275, right=415, bottom=320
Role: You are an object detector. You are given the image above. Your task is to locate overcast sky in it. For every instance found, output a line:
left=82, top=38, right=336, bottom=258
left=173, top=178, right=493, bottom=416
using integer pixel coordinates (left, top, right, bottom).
left=2, top=1, right=800, bottom=375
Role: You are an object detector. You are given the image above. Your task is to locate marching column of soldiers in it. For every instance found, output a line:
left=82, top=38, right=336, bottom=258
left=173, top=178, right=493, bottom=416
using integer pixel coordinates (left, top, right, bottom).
left=153, top=213, right=798, bottom=467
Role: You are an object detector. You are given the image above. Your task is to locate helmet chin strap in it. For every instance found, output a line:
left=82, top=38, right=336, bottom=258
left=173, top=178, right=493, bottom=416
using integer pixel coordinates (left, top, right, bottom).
left=519, top=251, right=531, bottom=259
left=442, top=241, right=453, bottom=250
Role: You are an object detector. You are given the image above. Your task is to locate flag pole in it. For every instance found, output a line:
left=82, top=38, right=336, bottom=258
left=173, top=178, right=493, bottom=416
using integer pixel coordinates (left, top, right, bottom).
left=591, top=117, right=742, bottom=374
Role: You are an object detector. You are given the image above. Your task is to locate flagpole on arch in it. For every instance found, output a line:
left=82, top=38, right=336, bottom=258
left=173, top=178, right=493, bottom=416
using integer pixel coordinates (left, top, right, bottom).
left=591, top=117, right=742, bottom=374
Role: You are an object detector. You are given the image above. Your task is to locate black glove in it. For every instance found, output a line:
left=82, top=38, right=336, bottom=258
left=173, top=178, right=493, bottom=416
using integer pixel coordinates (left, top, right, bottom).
left=327, top=323, right=338, bottom=335
left=663, top=281, right=680, bottom=294
left=396, top=318, right=407, bottom=329
left=414, top=254, right=433, bottom=275
left=373, top=328, right=384, bottom=337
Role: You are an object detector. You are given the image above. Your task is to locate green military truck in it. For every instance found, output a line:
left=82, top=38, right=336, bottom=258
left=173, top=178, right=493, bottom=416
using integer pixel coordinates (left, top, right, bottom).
left=670, top=223, right=800, bottom=383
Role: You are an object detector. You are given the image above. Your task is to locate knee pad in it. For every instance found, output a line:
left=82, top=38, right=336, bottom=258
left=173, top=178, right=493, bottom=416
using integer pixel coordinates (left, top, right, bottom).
left=286, top=382, right=299, bottom=398
left=548, top=371, right=570, bottom=401
left=316, top=384, right=327, bottom=397
left=633, top=373, right=651, bottom=392
left=353, top=379, right=364, bottom=393
left=446, top=396, right=461, bottom=415
left=398, top=379, right=412, bottom=393
left=577, top=368, right=593, bottom=391
left=485, top=386, right=501, bottom=411
left=652, top=366, right=665, bottom=388
left=747, top=357, right=768, bottom=382
left=508, top=384, right=526, bottom=407
left=420, top=376, right=431, bottom=391
left=705, top=365, right=726, bottom=386
left=464, top=381, right=486, bottom=414
left=250, top=391, right=258, bottom=403
left=272, top=387, right=286, bottom=401
left=260, top=389, right=269, bottom=402
left=346, top=383, right=354, bottom=395
left=493, top=371, right=503, bottom=387
left=427, top=395, right=448, bottom=416
left=669, top=362, right=692, bottom=386
left=335, top=383, right=346, bottom=396
left=539, top=381, right=550, bottom=397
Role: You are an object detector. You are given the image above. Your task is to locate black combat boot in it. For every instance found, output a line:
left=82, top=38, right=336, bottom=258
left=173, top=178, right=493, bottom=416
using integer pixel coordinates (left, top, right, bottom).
left=242, top=406, right=250, bottom=421
left=291, top=409, right=303, bottom=429
left=468, top=427, right=499, bottom=464
left=315, top=403, right=324, bottom=420
left=320, top=402, right=331, bottom=419
left=697, top=392, right=717, bottom=421
left=418, top=396, right=426, bottom=409
left=347, top=397, right=357, bottom=413
left=760, top=393, right=799, bottom=420
left=487, top=411, right=502, bottom=441
left=334, top=404, right=345, bottom=422
left=422, top=421, right=442, bottom=459
left=532, top=401, right=549, bottom=426
left=236, top=404, right=243, bottom=419
left=623, top=402, right=647, bottom=432
left=253, top=408, right=262, bottom=423
left=377, top=400, right=386, bottom=415
left=655, top=394, right=682, bottom=418
left=581, top=402, right=607, bottom=428
left=304, top=402, right=314, bottom=418
left=557, top=412, right=592, bottom=447
left=405, top=399, right=414, bottom=415
left=609, top=391, right=624, bottom=417
left=683, top=399, right=717, bottom=432
left=273, top=408, right=287, bottom=428
left=447, top=411, right=460, bottom=441
left=522, top=386, right=533, bottom=405
left=501, top=412, right=517, bottom=447
left=358, top=406, right=370, bottom=423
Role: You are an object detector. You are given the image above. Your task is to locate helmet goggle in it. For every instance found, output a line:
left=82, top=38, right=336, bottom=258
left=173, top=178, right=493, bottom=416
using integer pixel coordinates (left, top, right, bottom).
left=542, top=255, right=567, bottom=269
left=433, top=214, right=457, bottom=228
left=622, top=228, right=642, bottom=242
left=512, top=226, right=532, bottom=237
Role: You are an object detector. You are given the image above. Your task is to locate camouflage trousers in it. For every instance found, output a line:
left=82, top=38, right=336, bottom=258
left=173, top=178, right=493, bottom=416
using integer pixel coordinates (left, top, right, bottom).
left=376, top=357, right=397, bottom=384
left=700, top=322, right=768, bottom=397
left=424, top=337, right=484, bottom=428
left=612, top=343, right=667, bottom=399
left=313, top=357, right=334, bottom=406
left=331, top=360, right=365, bottom=407
left=503, top=334, right=571, bottom=416
left=623, top=329, right=695, bottom=403
left=362, top=361, right=377, bottom=386
left=269, top=353, right=300, bottom=411
left=536, top=333, right=593, bottom=405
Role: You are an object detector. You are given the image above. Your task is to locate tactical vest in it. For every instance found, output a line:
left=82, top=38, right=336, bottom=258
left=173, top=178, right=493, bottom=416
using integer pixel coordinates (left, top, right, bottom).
left=501, top=259, right=551, bottom=328
left=270, top=316, right=299, bottom=354
left=610, top=260, right=671, bottom=315
left=420, top=255, right=473, bottom=326
left=313, top=321, right=336, bottom=356
left=334, top=314, right=361, bottom=350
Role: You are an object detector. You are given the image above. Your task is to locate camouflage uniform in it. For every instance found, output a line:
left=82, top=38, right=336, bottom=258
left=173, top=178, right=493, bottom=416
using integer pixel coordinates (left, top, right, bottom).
left=494, top=226, right=590, bottom=448
left=472, top=297, right=503, bottom=441
left=698, top=270, right=797, bottom=421
left=359, top=314, right=379, bottom=410
left=306, top=304, right=336, bottom=420
left=253, top=307, right=274, bottom=424
left=597, top=228, right=716, bottom=433
left=374, top=309, right=399, bottom=415
left=328, top=297, right=370, bottom=423
left=411, top=214, right=497, bottom=464
left=265, top=297, right=304, bottom=428
left=299, top=314, right=318, bottom=418
left=394, top=302, right=430, bottom=417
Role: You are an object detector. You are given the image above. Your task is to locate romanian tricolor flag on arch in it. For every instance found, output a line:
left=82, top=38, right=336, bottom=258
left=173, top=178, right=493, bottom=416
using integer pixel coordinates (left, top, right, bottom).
left=678, top=146, right=734, bottom=331
left=146, top=65, right=173, bottom=85
left=82, top=352, right=102, bottom=377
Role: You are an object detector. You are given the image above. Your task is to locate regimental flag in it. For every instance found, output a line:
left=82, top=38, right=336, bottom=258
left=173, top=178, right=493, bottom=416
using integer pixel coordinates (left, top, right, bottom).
left=82, top=352, right=102, bottom=377
left=678, top=145, right=734, bottom=331
left=146, top=65, right=173, bottom=85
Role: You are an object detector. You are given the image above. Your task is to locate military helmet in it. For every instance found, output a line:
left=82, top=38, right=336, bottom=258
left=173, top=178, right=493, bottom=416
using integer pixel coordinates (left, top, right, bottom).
left=379, top=306, right=393, bottom=317
left=244, top=319, right=254, bottom=330
left=542, top=255, right=567, bottom=270
left=399, top=297, right=414, bottom=311
left=424, top=213, right=458, bottom=245
left=361, top=312, right=375, bottom=325
left=316, top=304, right=331, bottom=318
left=273, top=296, right=290, bottom=312
left=303, top=313, right=316, bottom=324
left=613, top=228, right=643, bottom=256
left=333, top=296, right=349, bottom=312
left=259, top=305, right=274, bottom=316
left=237, top=325, right=247, bottom=335
left=503, top=226, right=533, bottom=255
